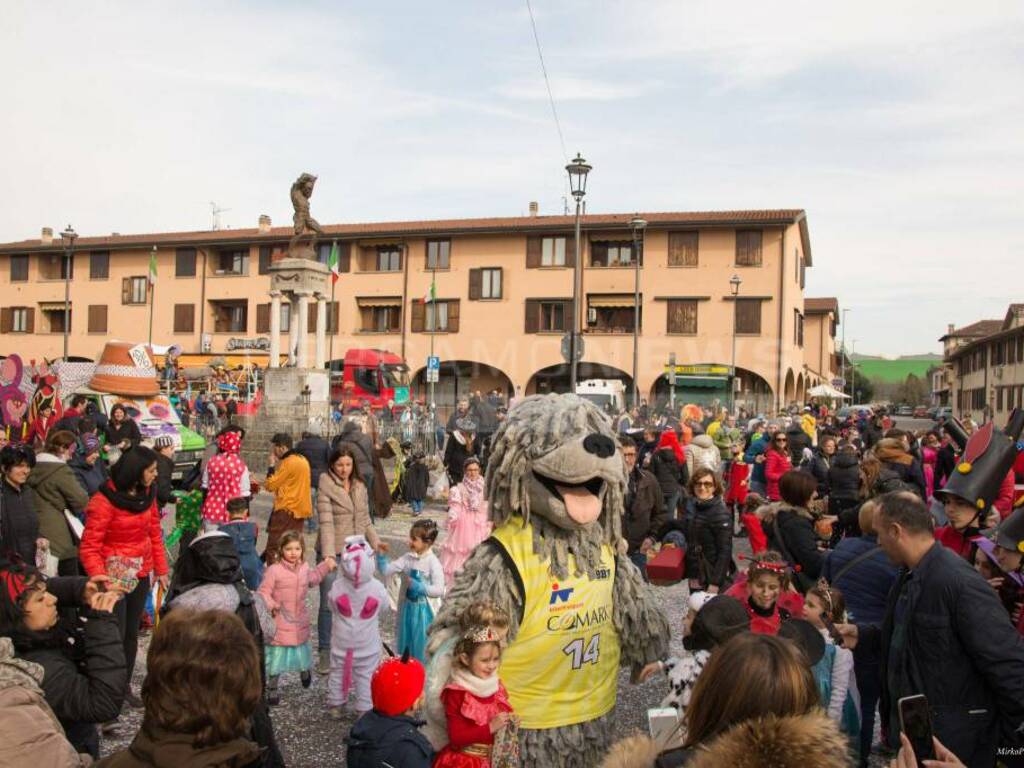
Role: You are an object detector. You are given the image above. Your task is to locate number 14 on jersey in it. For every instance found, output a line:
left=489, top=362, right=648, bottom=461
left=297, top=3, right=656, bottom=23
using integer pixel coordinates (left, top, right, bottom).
left=563, top=634, right=600, bottom=670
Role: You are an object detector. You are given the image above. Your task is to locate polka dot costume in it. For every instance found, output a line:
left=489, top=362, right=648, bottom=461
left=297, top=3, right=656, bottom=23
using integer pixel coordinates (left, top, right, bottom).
left=202, top=431, right=249, bottom=524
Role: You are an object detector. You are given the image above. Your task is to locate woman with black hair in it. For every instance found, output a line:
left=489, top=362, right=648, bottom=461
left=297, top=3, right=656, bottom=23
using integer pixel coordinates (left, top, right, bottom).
left=0, top=443, right=41, bottom=565
left=79, top=446, right=169, bottom=709
left=102, top=404, right=141, bottom=452
left=0, top=558, right=125, bottom=758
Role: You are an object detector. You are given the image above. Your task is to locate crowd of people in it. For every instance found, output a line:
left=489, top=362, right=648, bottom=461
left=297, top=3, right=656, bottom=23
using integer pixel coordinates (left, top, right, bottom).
left=0, top=392, right=1023, bottom=767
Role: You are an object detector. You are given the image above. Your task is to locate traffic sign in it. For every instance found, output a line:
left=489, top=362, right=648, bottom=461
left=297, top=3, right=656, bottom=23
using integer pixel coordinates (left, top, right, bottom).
left=561, top=332, right=584, bottom=363
left=427, top=355, right=440, bottom=371
left=832, top=377, right=846, bottom=389
left=426, top=368, right=439, bottom=383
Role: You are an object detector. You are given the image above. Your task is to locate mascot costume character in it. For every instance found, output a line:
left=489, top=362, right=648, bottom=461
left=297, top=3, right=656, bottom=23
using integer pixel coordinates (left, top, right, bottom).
left=426, top=394, right=670, bottom=767
left=327, top=535, right=389, bottom=714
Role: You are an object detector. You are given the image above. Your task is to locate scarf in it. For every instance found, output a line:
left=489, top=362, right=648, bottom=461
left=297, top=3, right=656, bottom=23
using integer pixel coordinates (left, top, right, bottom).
left=875, top=439, right=913, bottom=466
left=98, top=480, right=156, bottom=514
left=449, top=666, right=500, bottom=698
left=460, top=475, right=486, bottom=514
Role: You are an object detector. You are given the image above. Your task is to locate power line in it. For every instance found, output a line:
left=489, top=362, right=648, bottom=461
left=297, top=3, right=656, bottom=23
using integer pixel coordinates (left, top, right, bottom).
left=525, top=0, right=568, bottom=166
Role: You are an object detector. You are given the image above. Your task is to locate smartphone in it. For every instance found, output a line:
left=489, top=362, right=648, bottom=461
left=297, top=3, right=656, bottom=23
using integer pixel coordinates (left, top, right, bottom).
left=898, top=694, right=936, bottom=763
left=818, top=611, right=845, bottom=648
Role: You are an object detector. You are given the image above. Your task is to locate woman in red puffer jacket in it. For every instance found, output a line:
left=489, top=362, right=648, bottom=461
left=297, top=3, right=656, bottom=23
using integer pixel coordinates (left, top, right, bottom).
left=80, top=446, right=169, bottom=707
left=764, top=433, right=793, bottom=502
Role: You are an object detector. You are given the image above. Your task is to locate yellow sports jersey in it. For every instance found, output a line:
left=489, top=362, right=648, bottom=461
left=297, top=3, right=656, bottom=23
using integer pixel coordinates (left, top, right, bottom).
left=490, top=518, right=620, bottom=729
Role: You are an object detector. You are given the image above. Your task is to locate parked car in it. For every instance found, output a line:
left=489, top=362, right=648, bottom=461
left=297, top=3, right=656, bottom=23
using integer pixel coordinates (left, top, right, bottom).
left=913, top=405, right=929, bottom=418
left=897, top=405, right=913, bottom=416
left=934, top=406, right=953, bottom=422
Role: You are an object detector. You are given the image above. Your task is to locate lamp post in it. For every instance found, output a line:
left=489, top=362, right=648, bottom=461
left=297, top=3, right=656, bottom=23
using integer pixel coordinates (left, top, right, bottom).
left=729, top=273, right=742, bottom=411
left=850, top=339, right=859, bottom=401
left=565, top=153, right=591, bottom=392
left=840, top=308, right=850, bottom=398
left=59, top=225, right=77, bottom=362
left=629, top=216, right=646, bottom=409
left=300, top=383, right=311, bottom=430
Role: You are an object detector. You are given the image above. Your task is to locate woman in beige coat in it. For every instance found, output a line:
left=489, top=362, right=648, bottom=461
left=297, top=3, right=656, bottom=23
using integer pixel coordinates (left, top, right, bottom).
left=315, top=445, right=386, bottom=673
left=0, top=637, right=90, bottom=767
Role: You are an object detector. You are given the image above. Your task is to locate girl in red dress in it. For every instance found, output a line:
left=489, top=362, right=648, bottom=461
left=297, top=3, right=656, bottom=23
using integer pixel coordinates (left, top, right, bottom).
left=725, top=552, right=805, bottom=635
left=433, top=604, right=516, bottom=768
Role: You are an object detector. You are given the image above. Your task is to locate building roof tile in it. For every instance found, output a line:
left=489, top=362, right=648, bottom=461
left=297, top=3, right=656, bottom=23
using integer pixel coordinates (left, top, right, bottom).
left=0, top=209, right=807, bottom=252
left=804, top=297, right=838, bottom=314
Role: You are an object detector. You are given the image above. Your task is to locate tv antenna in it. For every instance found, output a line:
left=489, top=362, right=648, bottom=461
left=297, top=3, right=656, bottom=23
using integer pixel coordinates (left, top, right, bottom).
left=210, top=202, right=231, bottom=230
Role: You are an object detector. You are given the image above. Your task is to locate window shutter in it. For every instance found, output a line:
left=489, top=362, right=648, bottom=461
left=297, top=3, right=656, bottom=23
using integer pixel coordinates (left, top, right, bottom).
left=735, top=299, right=762, bottom=334
left=526, top=236, right=542, bottom=268
left=258, top=246, right=271, bottom=275
left=330, top=301, right=340, bottom=333
left=668, top=232, right=698, bottom=266
left=121, top=277, right=130, bottom=304
left=256, top=303, right=270, bottom=333
left=468, top=268, right=482, bottom=300
left=338, top=243, right=351, bottom=273
left=411, top=299, right=425, bottom=332
left=88, top=305, right=107, bottom=333
left=525, top=299, right=540, bottom=333
left=0, top=308, right=11, bottom=334
left=448, top=300, right=460, bottom=333
left=173, top=304, right=194, bottom=333
left=25, top=308, right=34, bottom=334
left=565, top=236, right=576, bottom=267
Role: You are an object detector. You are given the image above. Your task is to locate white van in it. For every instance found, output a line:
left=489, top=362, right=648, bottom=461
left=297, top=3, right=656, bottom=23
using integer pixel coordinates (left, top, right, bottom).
left=575, top=379, right=626, bottom=414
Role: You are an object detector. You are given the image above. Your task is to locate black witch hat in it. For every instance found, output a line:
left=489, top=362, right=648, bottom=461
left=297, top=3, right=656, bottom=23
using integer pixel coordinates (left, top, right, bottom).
left=936, top=409, right=1024, bottom=512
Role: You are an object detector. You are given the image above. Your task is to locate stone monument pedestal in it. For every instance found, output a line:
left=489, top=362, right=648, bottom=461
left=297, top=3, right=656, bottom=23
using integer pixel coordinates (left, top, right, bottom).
left=239, top=257, right=333, bottom=473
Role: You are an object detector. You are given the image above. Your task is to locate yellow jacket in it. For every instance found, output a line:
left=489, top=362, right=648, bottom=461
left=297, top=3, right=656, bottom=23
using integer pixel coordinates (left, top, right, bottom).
left=265, top=453, right=312, bottom=518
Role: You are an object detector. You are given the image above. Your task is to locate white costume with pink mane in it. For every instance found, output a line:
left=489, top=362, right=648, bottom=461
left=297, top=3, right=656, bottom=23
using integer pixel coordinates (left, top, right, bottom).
left=327, top=535, right=389, bottom=711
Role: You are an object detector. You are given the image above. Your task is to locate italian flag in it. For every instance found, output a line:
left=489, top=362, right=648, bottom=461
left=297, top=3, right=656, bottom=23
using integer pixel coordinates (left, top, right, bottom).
left=328, top=240, right=340, bottom=284
left=423, top=279, right=436, bottom=304
left=148, top=248, right=158, bottom=285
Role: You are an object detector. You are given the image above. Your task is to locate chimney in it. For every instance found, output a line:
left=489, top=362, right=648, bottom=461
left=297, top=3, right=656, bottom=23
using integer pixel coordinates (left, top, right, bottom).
left=258, top=214, right=272, bottom=233
left=40, top=227, right=53, bottom=245
left=947, top=323, right=955, bottom=335
left=528, top=201, right=539, bottom=217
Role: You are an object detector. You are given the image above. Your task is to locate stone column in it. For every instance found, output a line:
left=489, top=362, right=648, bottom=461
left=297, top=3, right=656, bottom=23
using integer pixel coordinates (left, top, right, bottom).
left=268, top=291, right=281, bottom=368
left=296, top=292, right=311, bottom=369
left=315, top=293, right=327, bottom=369
left=288, top=293, right=299, bottom=367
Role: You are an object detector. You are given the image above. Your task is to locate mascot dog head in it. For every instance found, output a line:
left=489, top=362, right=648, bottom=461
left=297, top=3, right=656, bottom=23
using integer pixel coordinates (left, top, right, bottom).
left=485, top=394, right=626, bottom=557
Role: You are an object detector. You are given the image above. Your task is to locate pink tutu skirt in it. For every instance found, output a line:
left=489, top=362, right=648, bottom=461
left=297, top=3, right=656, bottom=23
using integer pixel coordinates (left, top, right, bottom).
left=439, top=508, right=491, bottom=588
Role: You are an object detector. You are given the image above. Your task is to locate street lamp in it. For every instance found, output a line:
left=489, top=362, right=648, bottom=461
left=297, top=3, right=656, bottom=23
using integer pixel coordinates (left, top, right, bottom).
left=729, top=273, right=742, bottom=410
left=629, top=216, right=646, bottom=409
left=565, top=152, right=591, bottom=392
left=840, top=308, right=851, bottom=398
left=59, top=225, right=77, bottom=361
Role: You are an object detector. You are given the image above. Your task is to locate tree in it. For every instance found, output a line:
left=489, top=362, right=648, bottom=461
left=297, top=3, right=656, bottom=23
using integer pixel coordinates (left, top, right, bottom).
left=850, top=368, right=875, bottom=403
left=895, top=373, right=927, bottom=405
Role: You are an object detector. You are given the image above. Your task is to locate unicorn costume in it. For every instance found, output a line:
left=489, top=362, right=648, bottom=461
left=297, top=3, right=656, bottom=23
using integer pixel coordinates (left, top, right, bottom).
left=327, top=535, right=389, bottom=711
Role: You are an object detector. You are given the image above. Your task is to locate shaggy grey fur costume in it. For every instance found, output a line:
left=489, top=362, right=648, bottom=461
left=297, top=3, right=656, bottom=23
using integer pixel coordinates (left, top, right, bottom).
left=427, top=395, right=670, bottom=768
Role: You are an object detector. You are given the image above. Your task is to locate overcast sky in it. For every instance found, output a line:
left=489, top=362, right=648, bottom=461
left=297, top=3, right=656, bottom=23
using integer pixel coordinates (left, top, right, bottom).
left=3, top=1, right=1022, bottom=356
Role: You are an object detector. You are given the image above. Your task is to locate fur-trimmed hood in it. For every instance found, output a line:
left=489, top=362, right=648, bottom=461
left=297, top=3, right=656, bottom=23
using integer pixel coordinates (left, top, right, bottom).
left=688, top=710, right=853, bottom=768
left=597, top=733, right=662, bottom=768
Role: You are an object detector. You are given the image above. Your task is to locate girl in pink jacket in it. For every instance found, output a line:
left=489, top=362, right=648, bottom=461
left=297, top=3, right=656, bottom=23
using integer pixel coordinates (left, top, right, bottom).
left=257, top=531, right=336, bottom=704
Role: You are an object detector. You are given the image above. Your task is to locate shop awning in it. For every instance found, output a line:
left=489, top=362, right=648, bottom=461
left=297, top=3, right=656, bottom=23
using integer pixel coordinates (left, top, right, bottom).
left=588, top=295, right=635, bottom=308
left=357, top=297, right=402, bottom=308
left=39, top=301, right=70, bottom=311
left=677, top=376, right=728, bottom=388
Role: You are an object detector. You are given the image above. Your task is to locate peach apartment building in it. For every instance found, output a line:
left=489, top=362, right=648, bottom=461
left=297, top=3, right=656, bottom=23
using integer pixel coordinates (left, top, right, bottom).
left=0, top=208, right=835, bottom=412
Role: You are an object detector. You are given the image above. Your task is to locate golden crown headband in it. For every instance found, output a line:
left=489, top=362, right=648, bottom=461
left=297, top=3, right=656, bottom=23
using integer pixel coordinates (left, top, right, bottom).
left=464, top=625, right=504, bottom=644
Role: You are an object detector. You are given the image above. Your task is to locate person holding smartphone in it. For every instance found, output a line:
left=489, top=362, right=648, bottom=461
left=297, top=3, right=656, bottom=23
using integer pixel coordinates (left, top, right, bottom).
left=837, top=490, right=1024, bottom=767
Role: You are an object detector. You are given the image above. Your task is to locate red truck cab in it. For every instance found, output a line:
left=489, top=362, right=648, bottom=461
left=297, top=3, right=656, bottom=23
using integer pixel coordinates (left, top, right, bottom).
left=330, top=348, right=411, bottom=411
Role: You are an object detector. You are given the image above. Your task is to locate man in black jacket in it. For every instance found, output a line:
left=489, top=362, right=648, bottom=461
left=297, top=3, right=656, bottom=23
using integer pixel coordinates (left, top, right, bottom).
left=620, top=437, right=667, bottom=578
left=840, top=492, right=1024, bottom=767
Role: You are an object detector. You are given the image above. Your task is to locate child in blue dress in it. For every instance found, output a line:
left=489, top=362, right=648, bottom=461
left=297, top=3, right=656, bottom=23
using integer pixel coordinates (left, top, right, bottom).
left=385, top=518, right=444, bottom=663
left=805, top=581, right=861, bottom=750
